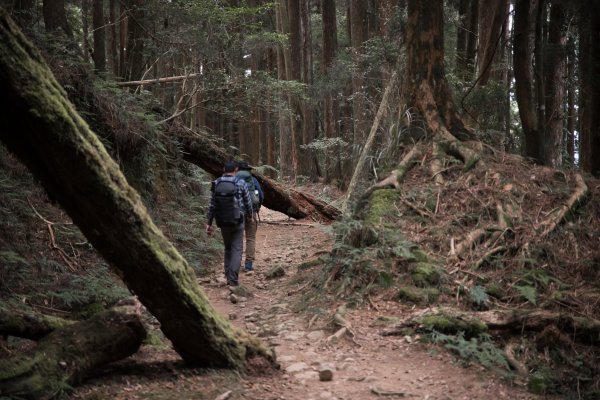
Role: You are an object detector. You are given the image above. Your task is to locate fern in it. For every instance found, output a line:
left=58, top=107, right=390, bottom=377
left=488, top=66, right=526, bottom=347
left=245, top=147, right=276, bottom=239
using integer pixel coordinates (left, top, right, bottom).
left=431, top=331, right=511, bottom=372
left=515, top=285, right=537, bottom=305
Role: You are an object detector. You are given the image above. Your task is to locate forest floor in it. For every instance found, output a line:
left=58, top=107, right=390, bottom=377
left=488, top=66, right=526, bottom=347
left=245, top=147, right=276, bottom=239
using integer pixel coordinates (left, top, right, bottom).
left=72, top=207, right=545, bottom=400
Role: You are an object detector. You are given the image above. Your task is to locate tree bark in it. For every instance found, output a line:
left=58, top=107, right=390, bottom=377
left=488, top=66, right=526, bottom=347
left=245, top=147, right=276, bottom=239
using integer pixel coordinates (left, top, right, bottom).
left=82, top=0, right=90, bottom=61
left=0, top=307, right=75, bottom=340
left=542, top=1, right=566, bottom=168
left=0, top=10, right=276, bottom=369
left=42, top=0, right=72, bottom=37
left=513, top=0, right=541, bottom=162
left=92, top=0, right=107, bottom=73
left=476, top=0, right=508, bottom=85
left=402, top=0, right=472, bottom=141
left=124, top=0, right=145, bottom=81
left=322, top=0, right=341, bottom=183
left=0, top=309, right=145, bottom=399
left=12, top=0, right=35, bottom=29
left=276, top=0, right=293, bottom=179
left=350, top=0, right=369, bottom=162
left=579, top=0, right=600, bottom=176
left=108, top=0, right=118, bottom=76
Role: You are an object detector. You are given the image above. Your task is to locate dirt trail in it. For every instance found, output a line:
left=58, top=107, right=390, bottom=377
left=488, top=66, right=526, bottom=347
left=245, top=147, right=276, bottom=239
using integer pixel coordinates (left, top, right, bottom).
left=202, top=208, right=539, bottom=400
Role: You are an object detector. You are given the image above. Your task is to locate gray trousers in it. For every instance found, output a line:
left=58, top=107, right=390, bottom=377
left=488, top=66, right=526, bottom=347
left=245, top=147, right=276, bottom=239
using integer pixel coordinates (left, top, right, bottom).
left=220, top=221, right=245, bottom=285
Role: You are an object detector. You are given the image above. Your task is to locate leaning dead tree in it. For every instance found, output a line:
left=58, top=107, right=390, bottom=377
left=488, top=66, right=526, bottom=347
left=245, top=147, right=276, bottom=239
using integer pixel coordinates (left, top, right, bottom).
left=0, top=9, right=275, bottom=376
left=173, top=123, right=341, bottom=222
left=0, top=308, right=146, bottom=400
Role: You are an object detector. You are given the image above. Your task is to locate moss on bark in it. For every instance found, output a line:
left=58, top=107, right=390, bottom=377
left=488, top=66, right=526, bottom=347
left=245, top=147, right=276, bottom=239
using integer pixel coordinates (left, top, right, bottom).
left=0, top=309, right=145, bottom=399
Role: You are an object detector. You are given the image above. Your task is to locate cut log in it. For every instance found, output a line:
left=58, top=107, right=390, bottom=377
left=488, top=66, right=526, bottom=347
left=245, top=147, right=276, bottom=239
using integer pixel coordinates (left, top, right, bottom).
left=0, top=308, right=146, bottom=400
left=175, top=125, right=341, bottom=222
left=0, top=11, right=275, bottom=370
left=0, top=307, right=74, bottom=340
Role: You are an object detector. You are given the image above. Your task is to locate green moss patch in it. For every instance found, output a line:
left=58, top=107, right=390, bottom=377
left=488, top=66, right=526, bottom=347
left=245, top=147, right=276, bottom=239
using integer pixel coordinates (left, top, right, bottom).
left=395, top=286, right=440, bottom=304
left=411, top=262, right=443, bottom=287
left=364, top=190, right=401, bottom=226
left=417, top=314, right=487, bottom=337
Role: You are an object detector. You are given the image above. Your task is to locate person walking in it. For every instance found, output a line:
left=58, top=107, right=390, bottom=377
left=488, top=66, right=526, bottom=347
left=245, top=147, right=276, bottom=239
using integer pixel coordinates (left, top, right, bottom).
left=236, top=161, right=264, bottom=272
left=206, top=160, right=253, bottom=286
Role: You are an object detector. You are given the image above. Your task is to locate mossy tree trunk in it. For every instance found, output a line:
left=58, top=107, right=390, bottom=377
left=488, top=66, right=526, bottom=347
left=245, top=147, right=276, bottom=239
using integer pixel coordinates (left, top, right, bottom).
left=0, top=10, right=275, bottom=369
left=0, top=309, right=145, bottom=400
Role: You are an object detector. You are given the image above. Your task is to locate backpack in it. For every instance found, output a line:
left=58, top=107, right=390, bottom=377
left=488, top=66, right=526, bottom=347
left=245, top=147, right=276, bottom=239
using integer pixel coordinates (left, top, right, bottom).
left=213, top=177, right=242, bottom=227
left=237, top=170, right=261, bottom=210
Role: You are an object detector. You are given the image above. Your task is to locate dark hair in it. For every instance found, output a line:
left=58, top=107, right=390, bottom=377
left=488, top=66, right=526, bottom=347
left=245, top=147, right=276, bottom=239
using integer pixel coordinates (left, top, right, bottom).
left=238, top=161, right=252, bottom=170
left=223, top=160, right=238, bottom=172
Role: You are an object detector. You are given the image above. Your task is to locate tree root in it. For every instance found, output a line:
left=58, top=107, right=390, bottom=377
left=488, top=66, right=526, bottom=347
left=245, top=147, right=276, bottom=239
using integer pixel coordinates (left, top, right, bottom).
left=505, top=340, right=528, bottom=377
left=537, top=173, right=588, bottom=237
left=0, top=307, right=75, bottom=340
left=0, top=308, right=146, bottom=399
left=353, top=146, right=420, bottom=216
left=382, top=307, right=600, bottom=346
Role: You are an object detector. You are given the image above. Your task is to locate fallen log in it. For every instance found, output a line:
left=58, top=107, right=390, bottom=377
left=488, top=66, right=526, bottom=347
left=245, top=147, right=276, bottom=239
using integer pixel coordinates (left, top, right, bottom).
left=0, top=308, right=146, bottom=400
left=0, top=307, right=74, bottom=340
left=175, top=125, right=341, bottom=222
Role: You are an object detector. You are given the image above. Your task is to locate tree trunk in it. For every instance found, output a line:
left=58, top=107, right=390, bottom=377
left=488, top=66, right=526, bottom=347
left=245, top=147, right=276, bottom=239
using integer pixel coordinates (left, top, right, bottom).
left=12, top=0, right=35, bottom=29
left=0, top=307, right=74, bottom=340
left=119, top=3, right=127, bottom=78
left=0, top=309, right=145, bottom=399
left=513, top=0, right=541, bottom=162
left=108, top=0, right=118, bottom=76
left=42, top=0, right=72, bottom=37
left=542, top=1, right=566, bottom=168
left=322, top=0, right=341, bottom=183
left=579, top=0, right=600, bottom=176
left=350, top=0, right=369, bottom=162
left=92, top=0, right=107, bottom=73
left=565, top=39, right=576, bottom=164
left=276, top=0, right=293, bottom=179
left=124, top=0, right=145, bottom=81
left=0, top=11, right=276, bottom=369
left=402, top=0, right=472, bottom=141
left=476, top=0, right=508, bottom=85
left=82, top=0, right=90, bottom=61
left=287, top=0, right=302, bottom=178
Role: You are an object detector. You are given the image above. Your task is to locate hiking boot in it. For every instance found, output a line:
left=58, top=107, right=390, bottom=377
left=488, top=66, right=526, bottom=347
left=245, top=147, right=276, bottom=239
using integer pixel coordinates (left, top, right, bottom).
left=244, top=260, right=254, bottom=272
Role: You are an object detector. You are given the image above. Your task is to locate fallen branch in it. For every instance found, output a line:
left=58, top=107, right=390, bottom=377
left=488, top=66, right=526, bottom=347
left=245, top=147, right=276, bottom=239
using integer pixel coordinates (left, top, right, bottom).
left=344, top=71, right=399, bottom=213
left=115, top=73, right=200, bottom=87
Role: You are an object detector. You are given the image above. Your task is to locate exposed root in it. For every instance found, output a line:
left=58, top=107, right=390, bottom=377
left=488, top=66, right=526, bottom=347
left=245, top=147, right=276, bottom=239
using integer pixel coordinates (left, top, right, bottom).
left=430, top=142, right=445, bottom=185
left=537, top=173, right=588, bottom=237
left=472, top=246, right=507, bottom=270
left=505, top=340, right=528, bottom=377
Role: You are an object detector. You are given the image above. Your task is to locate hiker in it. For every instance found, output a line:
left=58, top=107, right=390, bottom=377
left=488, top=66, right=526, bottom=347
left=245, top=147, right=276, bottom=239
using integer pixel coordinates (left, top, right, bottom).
left=236, top=161, right=264, bottom=272
left=206, top=160, right=253, bottom=286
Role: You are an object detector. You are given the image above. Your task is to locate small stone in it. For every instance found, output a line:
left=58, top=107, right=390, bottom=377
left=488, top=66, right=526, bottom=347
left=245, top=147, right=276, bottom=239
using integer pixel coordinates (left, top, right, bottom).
left=229, top=294, right=238, bottom=304
left=285, top=362, right=309, bottom=373
left=307, top=330, right=325, bottom=341
left=228, top=313, right=238, bottom=320
left=58, top=361, right=67, bottom=369
left=319, top=366, right=334, bottom=382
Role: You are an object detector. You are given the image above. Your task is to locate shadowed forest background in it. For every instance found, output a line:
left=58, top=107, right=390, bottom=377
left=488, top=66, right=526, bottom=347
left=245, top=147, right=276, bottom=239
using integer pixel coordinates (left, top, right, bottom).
left=1, top=0, right=600, bottom=399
